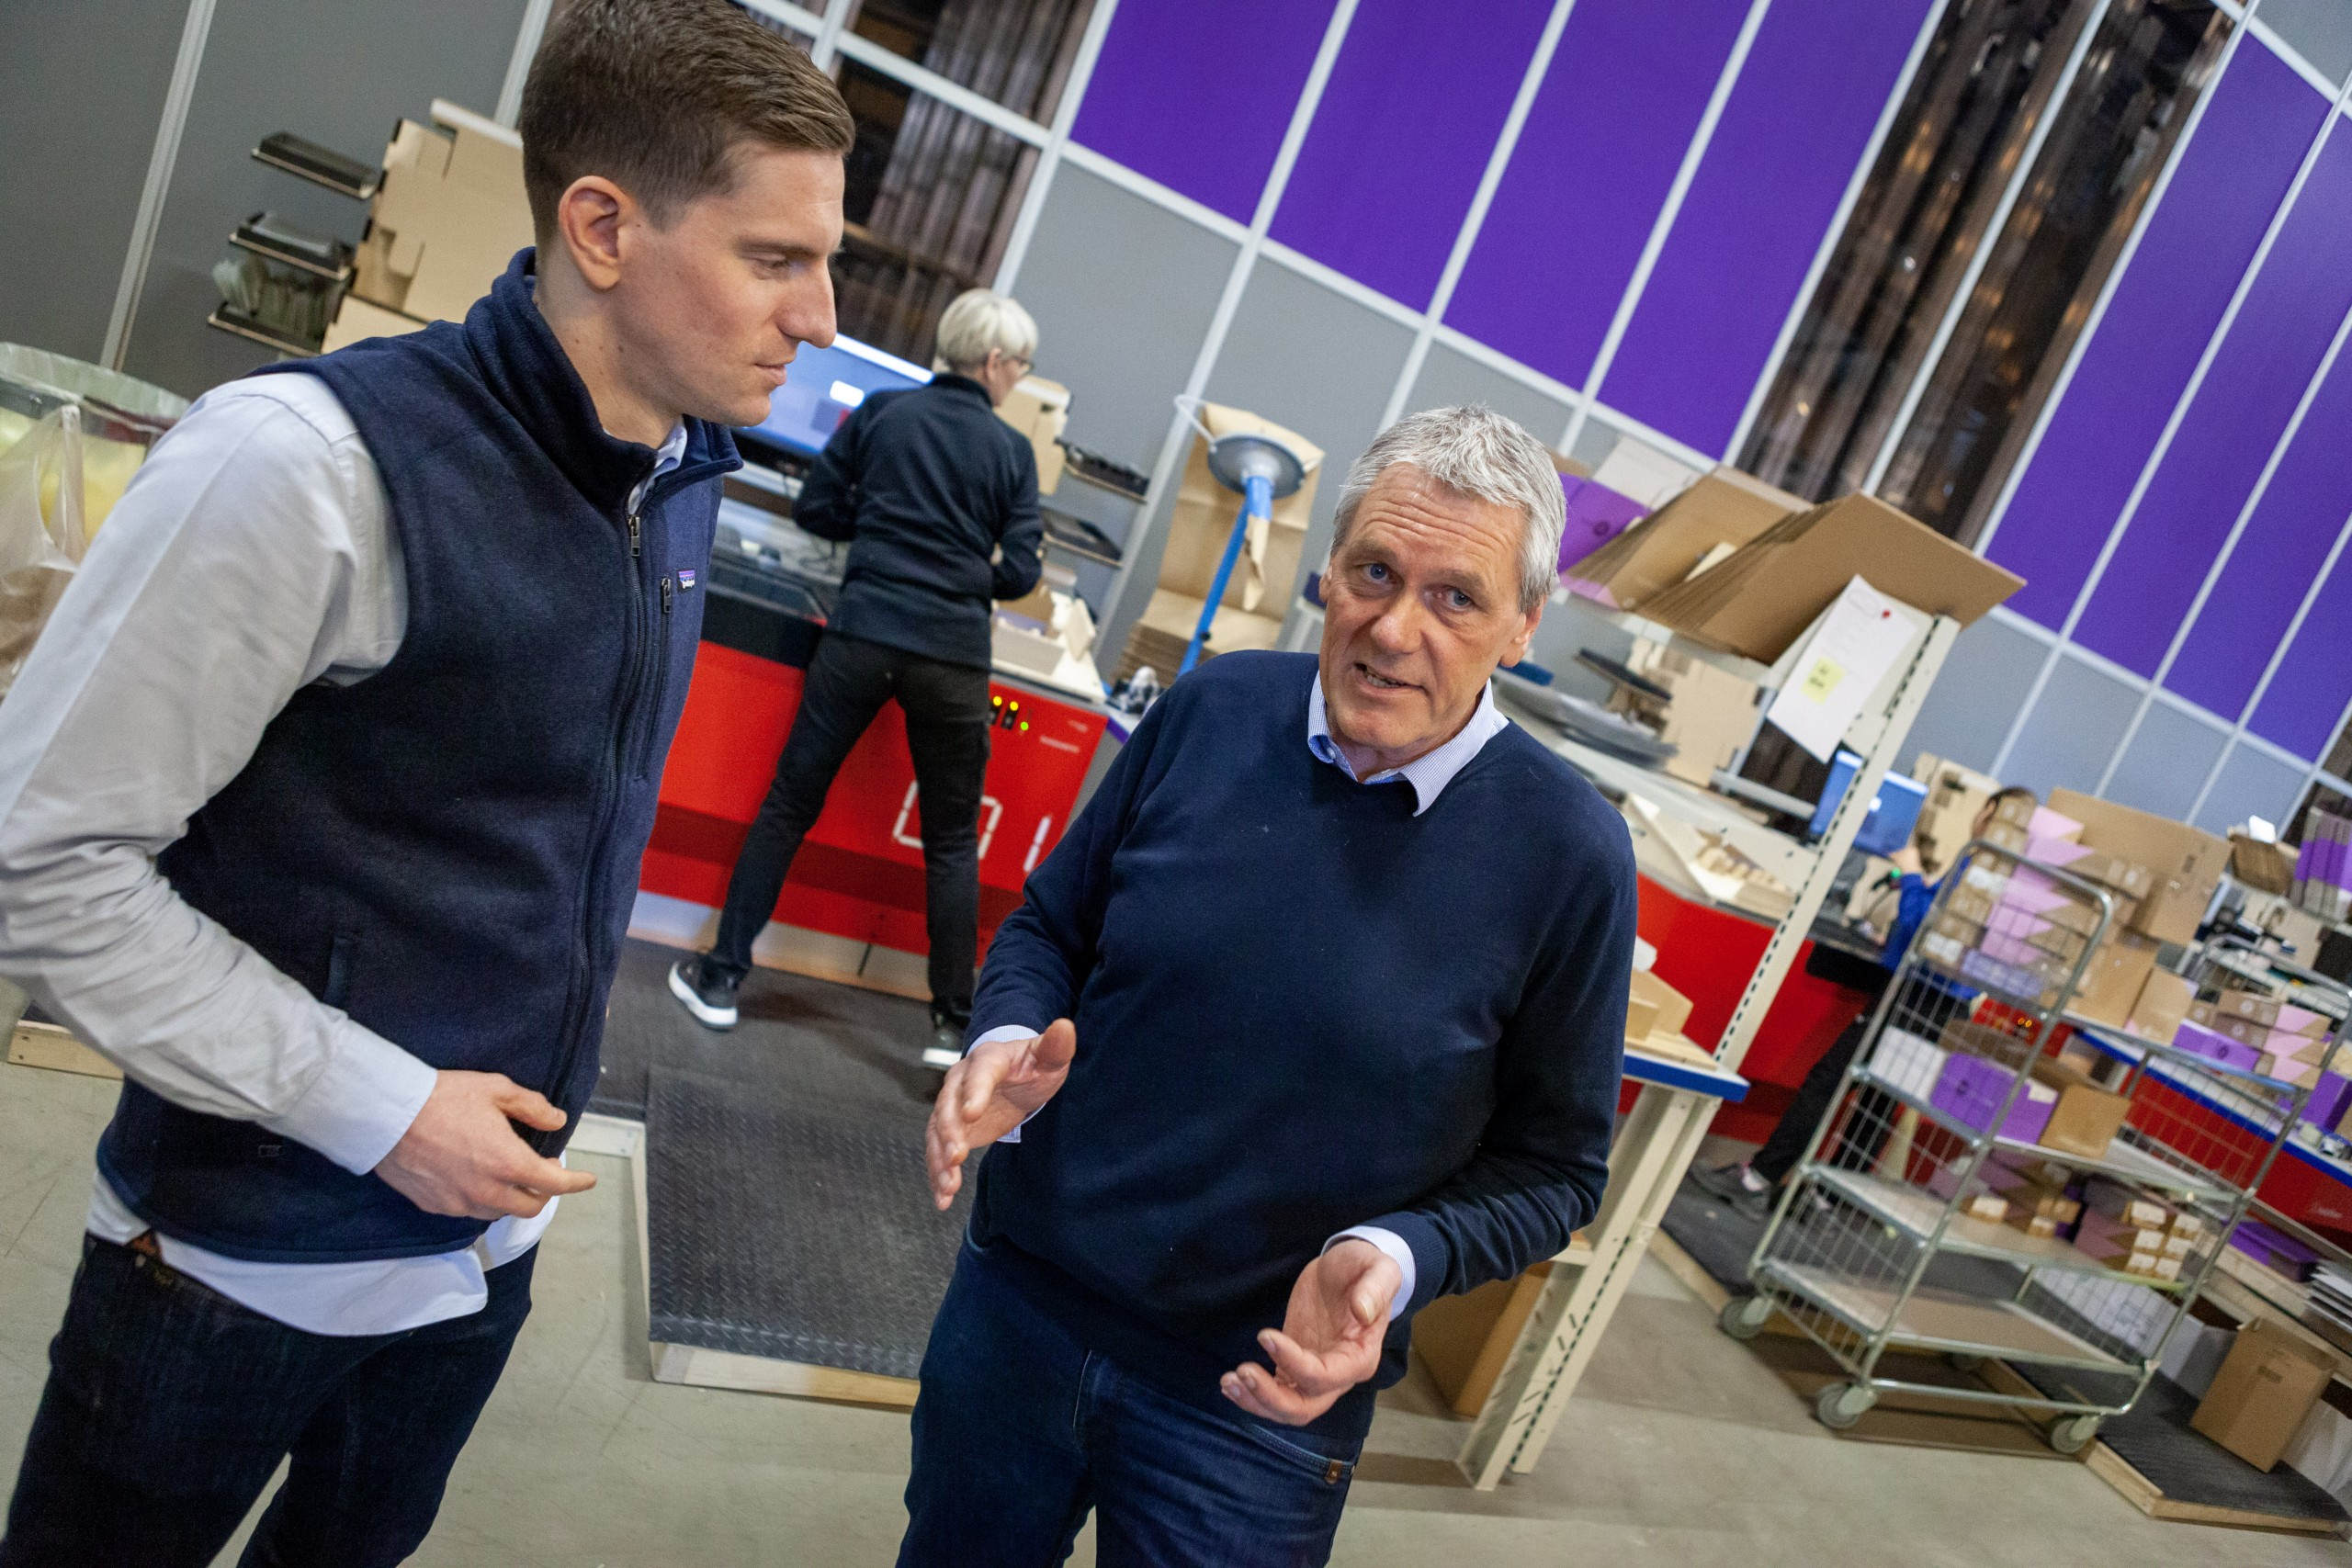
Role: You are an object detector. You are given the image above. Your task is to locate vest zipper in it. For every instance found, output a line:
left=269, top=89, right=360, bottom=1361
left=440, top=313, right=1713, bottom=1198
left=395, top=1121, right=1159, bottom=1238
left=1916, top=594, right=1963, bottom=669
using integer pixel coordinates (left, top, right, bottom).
left=540, top=497, right=655, bottom=1145
left=661, top=574, right=673, bottom=615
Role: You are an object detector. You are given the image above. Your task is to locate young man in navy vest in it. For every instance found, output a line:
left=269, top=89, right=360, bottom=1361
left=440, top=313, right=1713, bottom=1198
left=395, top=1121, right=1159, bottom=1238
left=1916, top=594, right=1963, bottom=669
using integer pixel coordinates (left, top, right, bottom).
left=910, top=407, right=1639, bottom=1565
left=0, top=4, right=849, bottom=1563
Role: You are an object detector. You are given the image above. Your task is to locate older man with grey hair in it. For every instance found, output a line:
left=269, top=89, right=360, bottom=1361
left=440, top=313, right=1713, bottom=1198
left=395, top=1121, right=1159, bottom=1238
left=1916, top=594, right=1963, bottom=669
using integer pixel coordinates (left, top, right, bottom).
left=901, top=404, right=1638, bottom=1566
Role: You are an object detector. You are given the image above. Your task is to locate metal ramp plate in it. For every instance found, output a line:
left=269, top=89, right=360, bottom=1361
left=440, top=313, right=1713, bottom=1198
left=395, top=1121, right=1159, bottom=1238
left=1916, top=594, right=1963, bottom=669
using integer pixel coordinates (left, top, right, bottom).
left=645, top=1060, right=968, bottom=1381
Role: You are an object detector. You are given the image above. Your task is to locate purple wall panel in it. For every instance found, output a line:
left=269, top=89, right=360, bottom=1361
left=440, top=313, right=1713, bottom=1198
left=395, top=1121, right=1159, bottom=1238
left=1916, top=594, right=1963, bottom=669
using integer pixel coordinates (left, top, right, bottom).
left=1271, top=0, right=1552, bottom=310
left=1600, top=0, right=1935, bottom=457
left=1442, top=0, right=1752, bottom=389
left=1986, top=45, right=2325, bottom=628
left=2252, top=533, right=2352, bottom=759
left=2170, top=343, right=2352, bottom=722
left=1069, top=0, right=1338, bottom=224
left=2073, top=131, right=2352, bottom=675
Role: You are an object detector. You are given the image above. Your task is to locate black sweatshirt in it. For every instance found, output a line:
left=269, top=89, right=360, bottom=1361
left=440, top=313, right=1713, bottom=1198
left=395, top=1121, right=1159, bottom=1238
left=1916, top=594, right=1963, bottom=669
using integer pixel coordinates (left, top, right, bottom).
left=967, top=651, right=1637, bottom=1438
left=793, top=373, right=1043, bottom=670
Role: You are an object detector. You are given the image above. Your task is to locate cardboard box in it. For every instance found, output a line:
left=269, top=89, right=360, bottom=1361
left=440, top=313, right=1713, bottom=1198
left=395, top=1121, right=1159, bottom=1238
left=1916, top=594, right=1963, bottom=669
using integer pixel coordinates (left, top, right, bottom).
left=2232, top=832, right=2296, bottom=896
left=1982, top=820, right=2029, bottom=853
left=2257, top=1052, right=2321, bottom=1089
left=2030, top=1055, right=2131, bottom=1159
left=320, top=292, right=426, bottom=355
left=2030, top=806, right=2085, bottom=842
left=2071, top=935, right=2161, bottom=1029
left=1962, top=1192, right=2010, bottom=1224
left=1991, top=790, right=2039, bottom=830
left=1411, top=1262, right=1553, bottom=1417
left=1632, top=492, right=2024, bottom=663
left=995, top=376, right=1069, bottom=494
left=2064, top=849, right=2154, bottom=899
left=2049, top=789, right=2231, bottom=946
left=2192, top=1318, right=2336, bottom=1471
left=1158, top=403, right=1321, bottom=618
left=1558, top=466, right=1803, bottom=612
left=2173, top=1021, right=2264, bottom=1073
left=1629, top=969, right=1694, bottom=1040
left=2211, top=987, right=2283, bottom=1028
left=352, top=102, right=533, bottom=327
left=1933, top=1054, right=2055, bottom=1143
left=2124, top=967, right=2193, bottom=1045
left=2187, top=1003, right=2269, bottom=1050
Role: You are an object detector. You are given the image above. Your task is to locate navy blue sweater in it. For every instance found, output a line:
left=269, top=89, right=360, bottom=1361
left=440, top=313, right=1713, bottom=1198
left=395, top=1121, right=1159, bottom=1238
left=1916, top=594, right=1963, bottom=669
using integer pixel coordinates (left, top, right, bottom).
left=967, top=651, right=1637, bottom=1438
left=795, top=373, right=1042, bottom=669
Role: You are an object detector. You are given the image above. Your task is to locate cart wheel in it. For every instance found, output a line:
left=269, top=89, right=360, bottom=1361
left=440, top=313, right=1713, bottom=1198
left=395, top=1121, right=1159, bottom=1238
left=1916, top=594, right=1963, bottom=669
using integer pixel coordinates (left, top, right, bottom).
left=2048, top=1415, right=2100, bottom=1456
left=1718, top=1294, right=1773, bottom=1341
left=1946, top=1352, right=1985, bottom=1374
left=1815, top=1382, right=1875, bottom=1430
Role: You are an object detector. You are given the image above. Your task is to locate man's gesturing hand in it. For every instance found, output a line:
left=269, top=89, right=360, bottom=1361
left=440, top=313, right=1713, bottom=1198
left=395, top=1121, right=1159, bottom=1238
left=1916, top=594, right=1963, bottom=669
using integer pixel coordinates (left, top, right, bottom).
left=925, top=1019, right=1075, bottom=1210
left=374, top=1070, right=597, bottom=1220
left=1222, top=1239, right=1401, bottom=1427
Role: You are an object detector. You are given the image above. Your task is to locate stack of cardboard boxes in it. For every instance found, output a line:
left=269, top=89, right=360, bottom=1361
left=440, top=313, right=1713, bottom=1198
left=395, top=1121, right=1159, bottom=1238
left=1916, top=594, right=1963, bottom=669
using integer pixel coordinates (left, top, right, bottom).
left=1606, top=640, right=1760, bottom=789
left=322, top=102, right=532, bottom=352
left=2037, top=789, right=2233, bottom=1032
left=2073, top=1179, right=2205, bottom=1283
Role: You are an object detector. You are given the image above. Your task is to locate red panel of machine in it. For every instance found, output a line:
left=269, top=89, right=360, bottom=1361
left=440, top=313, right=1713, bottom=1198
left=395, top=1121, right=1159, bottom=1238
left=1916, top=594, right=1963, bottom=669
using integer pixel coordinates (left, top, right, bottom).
left=1634, top=874, right=1877, bottom=1145
left=640, top=640, right=1104, bottom=953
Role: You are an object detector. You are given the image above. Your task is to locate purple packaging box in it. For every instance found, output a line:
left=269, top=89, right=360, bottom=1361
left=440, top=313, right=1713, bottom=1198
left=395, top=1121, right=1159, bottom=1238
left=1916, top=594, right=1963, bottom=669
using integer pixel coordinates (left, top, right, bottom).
left=1555, top=476, right=1647, bottom=573
left=1930, top=1053, right=2053, bottom=1143
left=2229, top=1219, right=2319, bottom=1281
left=2301, top=1070, right=2351, bottom=1132
left=2172, top=1021, right=2261, bottom=1072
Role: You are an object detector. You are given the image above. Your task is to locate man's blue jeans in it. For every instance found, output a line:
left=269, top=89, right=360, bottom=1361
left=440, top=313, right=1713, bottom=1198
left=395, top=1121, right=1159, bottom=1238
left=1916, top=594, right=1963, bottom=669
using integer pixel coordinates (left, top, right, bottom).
left=0, top=1234, right=534, bottom=1568
left=899, top=1235, right=1362, bottom=1567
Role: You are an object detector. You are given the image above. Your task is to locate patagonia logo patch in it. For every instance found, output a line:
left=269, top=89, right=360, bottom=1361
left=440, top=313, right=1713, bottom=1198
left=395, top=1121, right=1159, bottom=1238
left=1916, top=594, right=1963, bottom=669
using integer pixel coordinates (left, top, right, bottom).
left=678, top=569, right=697, bottom=589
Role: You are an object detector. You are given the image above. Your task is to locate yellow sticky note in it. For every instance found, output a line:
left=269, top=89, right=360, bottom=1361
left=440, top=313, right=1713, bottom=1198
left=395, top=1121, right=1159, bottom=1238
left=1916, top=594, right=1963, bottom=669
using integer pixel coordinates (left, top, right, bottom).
left=1800, top=655, right=1846, bottom=703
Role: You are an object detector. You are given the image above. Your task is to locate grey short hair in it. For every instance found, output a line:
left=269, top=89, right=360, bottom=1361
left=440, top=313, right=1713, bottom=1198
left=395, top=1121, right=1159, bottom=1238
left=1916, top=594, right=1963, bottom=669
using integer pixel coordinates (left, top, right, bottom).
left=934, top=288, right=1037, bottom=372
left=1330, top=405, right=1566, bottom=613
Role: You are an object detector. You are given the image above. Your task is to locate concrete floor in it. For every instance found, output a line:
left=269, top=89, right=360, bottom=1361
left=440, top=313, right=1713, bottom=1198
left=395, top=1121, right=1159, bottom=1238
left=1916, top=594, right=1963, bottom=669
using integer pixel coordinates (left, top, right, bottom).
left=1, top=1058, right=2345, bottom=1566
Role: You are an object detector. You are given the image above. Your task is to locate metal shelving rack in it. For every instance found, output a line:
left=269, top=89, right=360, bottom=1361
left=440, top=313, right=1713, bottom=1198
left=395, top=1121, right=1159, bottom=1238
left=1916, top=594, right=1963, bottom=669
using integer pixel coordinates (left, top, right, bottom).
left=1721, top=842, right=2345, bottom=1452
left=1456, top=602, right=1961, bottom=1489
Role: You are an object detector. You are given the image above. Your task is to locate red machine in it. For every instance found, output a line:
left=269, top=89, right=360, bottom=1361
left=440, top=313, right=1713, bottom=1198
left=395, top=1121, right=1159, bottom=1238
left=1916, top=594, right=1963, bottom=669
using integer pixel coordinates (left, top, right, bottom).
left=639, top=638, right=1106, bottom=961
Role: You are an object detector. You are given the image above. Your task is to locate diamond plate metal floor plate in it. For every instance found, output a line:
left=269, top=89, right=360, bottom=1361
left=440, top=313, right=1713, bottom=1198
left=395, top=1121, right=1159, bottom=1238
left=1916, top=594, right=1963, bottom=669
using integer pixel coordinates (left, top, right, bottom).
left=646, top=1060, right=971, bottom=1381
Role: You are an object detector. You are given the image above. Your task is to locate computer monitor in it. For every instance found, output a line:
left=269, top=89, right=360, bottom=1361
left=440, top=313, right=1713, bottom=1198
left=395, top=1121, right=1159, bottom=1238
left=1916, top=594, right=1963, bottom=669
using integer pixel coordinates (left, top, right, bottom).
left=739, top=333, right=932, bottom=457
left=1807, top=749, right=1929, bottom=857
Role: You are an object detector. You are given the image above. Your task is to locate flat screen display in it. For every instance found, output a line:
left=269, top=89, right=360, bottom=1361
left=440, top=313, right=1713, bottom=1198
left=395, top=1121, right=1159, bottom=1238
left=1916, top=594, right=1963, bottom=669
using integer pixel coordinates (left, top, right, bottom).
left=1807, top=749, right=1929, bottom=856
left=741, top=333, right=932, bottom=457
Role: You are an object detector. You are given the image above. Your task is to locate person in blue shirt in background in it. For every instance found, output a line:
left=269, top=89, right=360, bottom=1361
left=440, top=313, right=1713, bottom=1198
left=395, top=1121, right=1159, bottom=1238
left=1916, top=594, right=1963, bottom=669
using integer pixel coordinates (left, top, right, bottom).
left=1692, top=784, right=2038, bottom=1215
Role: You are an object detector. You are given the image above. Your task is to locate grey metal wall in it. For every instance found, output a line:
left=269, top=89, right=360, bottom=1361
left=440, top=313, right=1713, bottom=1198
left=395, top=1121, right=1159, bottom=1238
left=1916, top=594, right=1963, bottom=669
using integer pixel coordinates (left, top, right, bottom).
left=121, top=0, right=526, bottom=398
left=0, top=0, right=186, bottom=362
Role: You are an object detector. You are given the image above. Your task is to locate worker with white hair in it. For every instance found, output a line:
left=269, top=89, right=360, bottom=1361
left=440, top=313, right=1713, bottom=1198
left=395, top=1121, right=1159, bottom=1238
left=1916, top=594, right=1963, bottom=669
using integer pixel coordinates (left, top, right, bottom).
left=671, top=289, right=1043, bottom=1064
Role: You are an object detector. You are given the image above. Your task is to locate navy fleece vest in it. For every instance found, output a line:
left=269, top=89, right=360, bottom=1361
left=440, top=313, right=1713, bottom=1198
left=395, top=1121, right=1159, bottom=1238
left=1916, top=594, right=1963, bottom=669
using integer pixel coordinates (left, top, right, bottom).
left=96, top=250, right=738, bottom=1262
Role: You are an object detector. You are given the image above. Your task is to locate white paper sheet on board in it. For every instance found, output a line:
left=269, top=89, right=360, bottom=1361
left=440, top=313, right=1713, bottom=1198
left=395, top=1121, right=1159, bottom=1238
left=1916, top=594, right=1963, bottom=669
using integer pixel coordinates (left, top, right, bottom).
left=1763, top=576, right=1915, bottom=762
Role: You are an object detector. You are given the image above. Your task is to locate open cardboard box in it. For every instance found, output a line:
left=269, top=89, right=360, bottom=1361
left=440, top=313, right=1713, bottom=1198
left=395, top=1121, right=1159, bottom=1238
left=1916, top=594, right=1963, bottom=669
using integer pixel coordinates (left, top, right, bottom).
left=2049, top=789, right=2230, bottom=946
left=1634, top=492, right=2022, bottom=663
left=1559, top=466, right=1802, bottom=612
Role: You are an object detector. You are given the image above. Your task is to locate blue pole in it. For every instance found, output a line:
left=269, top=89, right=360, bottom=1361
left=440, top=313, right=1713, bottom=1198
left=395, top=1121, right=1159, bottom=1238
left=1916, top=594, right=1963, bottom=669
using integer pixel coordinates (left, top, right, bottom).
left=1178, top=472, right=1271, bottom=677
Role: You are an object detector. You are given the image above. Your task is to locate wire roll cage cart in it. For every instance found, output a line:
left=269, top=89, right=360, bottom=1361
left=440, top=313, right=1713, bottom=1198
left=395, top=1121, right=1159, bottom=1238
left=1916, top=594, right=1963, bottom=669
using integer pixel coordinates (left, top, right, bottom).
left=1721, top=840, right=2343, bottom=1453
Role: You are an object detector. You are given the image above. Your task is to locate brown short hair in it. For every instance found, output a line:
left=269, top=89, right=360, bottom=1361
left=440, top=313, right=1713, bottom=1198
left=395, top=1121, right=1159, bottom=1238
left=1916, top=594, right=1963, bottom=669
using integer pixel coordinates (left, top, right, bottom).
left=519, top=0, right=854, bottom=238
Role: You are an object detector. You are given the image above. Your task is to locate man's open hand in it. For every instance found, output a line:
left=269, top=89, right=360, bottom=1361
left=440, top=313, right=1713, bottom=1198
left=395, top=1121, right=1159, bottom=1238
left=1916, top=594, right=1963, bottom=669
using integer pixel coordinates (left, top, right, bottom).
left=925, top=1019, right=1075, bottom=1210
left=1222, top=1239, right=1401, bottom=1427
left=374, top=1070, right=596, bottom=1220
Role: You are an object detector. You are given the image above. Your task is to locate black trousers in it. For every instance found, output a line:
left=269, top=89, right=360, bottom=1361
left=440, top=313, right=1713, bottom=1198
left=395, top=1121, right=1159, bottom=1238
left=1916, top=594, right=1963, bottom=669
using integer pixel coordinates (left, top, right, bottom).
left=710, top=630, right=990, bottom=1025
left=0, top=1236, right=534, bottom=1568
